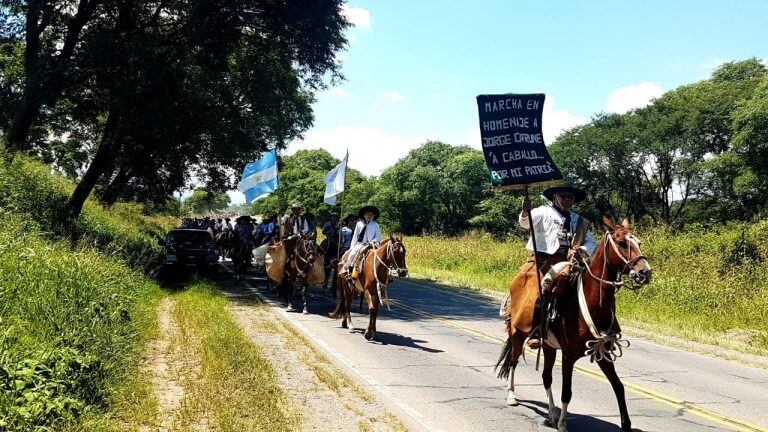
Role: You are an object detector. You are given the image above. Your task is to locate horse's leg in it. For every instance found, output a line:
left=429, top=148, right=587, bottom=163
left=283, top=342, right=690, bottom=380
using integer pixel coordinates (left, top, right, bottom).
left=542, top=346, right=558, bottom=427
left=344, top=283, right=355, bottom=332
left=363, top=289, right=379, bottom=341
left=302, top=283, right=309, bottom=315
left=597, top=359, right=631, bottom=432
left=506, top=331, right=526, bottom=406
left=557, top=356, right=576, bottom=432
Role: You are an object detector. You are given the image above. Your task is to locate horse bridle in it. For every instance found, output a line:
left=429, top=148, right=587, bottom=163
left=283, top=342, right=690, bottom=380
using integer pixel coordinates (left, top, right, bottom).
left=293, top=237, right=316, bottom=277
left=373, top=240, right=407, bottom=278
left=583, top=231, right=648, bottom=292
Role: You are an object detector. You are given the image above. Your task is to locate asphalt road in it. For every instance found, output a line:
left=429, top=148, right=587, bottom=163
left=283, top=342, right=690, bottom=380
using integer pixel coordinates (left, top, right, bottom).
left=222, top=268, right=768, bottom=432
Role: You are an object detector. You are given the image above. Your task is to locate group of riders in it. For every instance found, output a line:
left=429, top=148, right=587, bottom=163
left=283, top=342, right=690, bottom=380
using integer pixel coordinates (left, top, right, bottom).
left=179, top=181, right=602, bottom=342
left=178, top=182, right=651, bottom=431
left=182, top=202, right=385, bottom=288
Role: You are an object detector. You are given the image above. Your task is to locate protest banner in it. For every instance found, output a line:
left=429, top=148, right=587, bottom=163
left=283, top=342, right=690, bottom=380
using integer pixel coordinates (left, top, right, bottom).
left=476, top=93, right=562, bottom=188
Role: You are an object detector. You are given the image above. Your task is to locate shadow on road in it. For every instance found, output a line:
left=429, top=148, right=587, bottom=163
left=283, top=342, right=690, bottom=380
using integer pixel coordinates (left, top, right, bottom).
left=372, top=331, right=444, bottom=353
left=517, top=398, right=642, bottom=432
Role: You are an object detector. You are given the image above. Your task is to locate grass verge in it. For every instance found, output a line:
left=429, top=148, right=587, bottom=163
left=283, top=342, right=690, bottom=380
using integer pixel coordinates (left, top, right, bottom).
left=405, top=221, right=768, bottom=356
left=171, top=281, right=298, bottom=431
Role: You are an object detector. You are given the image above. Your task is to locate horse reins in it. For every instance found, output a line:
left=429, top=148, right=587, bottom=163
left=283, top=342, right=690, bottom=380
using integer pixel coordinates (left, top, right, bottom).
left=372, top=240, right=407, bottom=310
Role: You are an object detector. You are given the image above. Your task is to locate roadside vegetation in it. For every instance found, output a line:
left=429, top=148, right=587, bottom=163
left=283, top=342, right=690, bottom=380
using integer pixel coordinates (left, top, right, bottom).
left=407, top=221, right=768, bottom=355
left=0, top=156, right=171, bottom=431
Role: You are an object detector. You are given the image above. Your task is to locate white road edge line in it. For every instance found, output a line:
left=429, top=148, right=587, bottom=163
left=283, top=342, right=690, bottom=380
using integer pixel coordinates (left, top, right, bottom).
left=241, top=280, right=447, bottom=432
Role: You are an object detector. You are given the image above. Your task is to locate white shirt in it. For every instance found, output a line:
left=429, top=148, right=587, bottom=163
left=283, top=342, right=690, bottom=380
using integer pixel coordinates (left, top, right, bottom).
left=350, top=220, right=382, bottom=248
left=519, top=205, right=597, bottom=256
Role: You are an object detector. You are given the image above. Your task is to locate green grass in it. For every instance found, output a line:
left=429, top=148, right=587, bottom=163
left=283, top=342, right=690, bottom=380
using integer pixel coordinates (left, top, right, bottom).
left=0, top=210, right=164, bottom=431
left=172, top=282, right=298, bottom=431
left=405, top=221, right=768, bottom=355
left=0, top=154, right=173, bottom=430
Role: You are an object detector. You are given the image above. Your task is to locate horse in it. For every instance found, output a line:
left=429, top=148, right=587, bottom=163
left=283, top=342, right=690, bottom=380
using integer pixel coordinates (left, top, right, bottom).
left=215, top=230, right=234, bottom=260
left=495, top=216, right=652, bottom=432
left=279, top=234, right=322, bottom=314
left=231, top=233, right=253, bottom=280
left=319, top=236, right=342, bottom=295
left=330, top=237, right=408, bottom=341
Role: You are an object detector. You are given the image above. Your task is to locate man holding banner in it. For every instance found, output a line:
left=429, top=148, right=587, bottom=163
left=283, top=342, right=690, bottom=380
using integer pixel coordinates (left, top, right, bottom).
left=476, top=93, right=594, bottom=350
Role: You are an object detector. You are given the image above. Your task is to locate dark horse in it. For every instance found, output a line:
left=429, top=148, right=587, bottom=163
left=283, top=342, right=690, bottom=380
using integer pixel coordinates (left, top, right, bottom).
left=496, top=217, right=652, bottom=432
left=280, top=234, right=322, bottom=314
left=215, top=230, right=235, bottom=260
left=319, top=236, right=341, bottom=294
left=330, top=237, right=408, bottom=340
left=231, top=233, right=252, bottom=280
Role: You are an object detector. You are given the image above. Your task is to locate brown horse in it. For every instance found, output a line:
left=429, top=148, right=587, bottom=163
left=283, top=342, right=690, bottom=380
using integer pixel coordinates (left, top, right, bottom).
left=330, top=237, right=408, bottom=340
left=231, top=233, right=252, bottom=280
left=496, top=216, right=652, bottom=432
left=280, top=234, right=322, bottom=314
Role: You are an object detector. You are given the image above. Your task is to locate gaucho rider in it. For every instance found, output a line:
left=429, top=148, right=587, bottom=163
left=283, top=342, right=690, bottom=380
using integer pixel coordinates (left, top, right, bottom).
left=342, top=205, right=382, bottom=279
left=280, top=203, right=314, bottom=269
left=518, top=182, right=596, bottom=348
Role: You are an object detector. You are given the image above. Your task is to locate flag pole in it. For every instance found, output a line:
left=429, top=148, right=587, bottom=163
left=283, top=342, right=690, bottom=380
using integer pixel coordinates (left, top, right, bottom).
left=335, top=151, right=348, bottom=264
left=524, top=184, right=546, bottom=371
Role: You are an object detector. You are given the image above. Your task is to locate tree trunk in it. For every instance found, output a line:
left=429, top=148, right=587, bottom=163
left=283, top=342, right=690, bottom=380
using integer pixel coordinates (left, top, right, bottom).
left=63, top=108, right=121, bottom=220
left=101, top=167, right=133, bottom=206
left=4, top=97, right=44, bottom=154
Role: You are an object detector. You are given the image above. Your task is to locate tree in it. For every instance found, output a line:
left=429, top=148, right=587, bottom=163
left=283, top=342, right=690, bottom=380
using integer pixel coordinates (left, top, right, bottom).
left=1, top=0, right=350, bottom=220
left=375, top=141, right=490, bottom=234
left=182, top=189, right=229, bottom=215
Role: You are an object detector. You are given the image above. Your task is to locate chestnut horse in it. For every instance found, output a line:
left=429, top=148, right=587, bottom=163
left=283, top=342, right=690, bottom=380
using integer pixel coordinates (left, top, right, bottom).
left=496, top=217, right=652, bottom=432
left=330, top=237, right=408, bottom=340
left=280, top=234, right=322, bottom=314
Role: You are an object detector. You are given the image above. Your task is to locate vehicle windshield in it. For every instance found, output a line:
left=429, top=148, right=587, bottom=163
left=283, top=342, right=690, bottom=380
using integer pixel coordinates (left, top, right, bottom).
left=168, top=231, right=212, bottom=245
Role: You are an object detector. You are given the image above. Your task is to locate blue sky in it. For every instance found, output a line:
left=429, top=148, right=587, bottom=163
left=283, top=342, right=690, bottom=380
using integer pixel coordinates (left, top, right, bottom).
left=231, top=0, right=768, bottom=204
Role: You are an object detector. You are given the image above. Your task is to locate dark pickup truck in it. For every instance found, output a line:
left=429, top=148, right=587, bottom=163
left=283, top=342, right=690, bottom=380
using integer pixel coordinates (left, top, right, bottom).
left=159, top=229, right=219, bottom=272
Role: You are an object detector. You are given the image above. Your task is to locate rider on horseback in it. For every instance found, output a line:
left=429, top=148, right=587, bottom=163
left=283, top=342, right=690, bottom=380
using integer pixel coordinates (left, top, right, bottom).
left=342, top=205, right=382, bottom=280
left=519, top=182, right=597, bottom=348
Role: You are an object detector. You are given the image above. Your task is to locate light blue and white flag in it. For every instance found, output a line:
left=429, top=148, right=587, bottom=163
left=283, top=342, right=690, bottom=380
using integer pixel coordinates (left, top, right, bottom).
left=237, top=149, right=279, bottom=203
left=323, top=151, right=348, bottom=205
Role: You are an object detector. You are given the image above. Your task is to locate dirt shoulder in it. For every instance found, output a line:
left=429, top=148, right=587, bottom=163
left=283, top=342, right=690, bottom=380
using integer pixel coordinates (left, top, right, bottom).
left=222, top=283, right=409, bottom=432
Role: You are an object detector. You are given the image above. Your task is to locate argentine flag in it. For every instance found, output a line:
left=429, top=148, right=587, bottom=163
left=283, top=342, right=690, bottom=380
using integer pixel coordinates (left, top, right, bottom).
left=237, top=149, right=279, bottom=203
left=324, top=151, right=348, bottom=205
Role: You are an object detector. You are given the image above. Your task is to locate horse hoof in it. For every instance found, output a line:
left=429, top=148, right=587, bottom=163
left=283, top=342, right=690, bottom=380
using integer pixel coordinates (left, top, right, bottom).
left=302, top=308, right=309, bottom=315
left=341, top=322, right=348, bottom=329
left=505, top=395, right=518, bottom=406
left=558, top=424, right=568, bottom=432
left=364, top=331, right=373, bottom=340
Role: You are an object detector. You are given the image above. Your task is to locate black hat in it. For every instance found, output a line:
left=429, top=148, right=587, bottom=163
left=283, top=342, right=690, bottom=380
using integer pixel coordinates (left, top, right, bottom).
left=358, top=205, right=380, bottom=220
left=543, top=182, right=587, bottom=203
left=304, top=212, right=315, bottom=221
left=235, top=215, right=254, bottom=223
left=343, top=214, right=357, bottom=224
left=329, top=212, right=339, bottom=218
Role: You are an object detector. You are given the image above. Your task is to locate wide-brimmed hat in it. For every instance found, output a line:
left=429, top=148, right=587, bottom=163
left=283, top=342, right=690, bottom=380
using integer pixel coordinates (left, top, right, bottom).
left=235, top=215, right=254, bottom=223
left=290, top=202, right=302, bottom=210
left=358, top=205, right=380, bottom=220
left=543, top=182, right=587, bottom=203
left=329, top=212, right=339, bottom=218
left=343, top=214, right=357, bottom=224
left=304, top=212, right=315, bottom=221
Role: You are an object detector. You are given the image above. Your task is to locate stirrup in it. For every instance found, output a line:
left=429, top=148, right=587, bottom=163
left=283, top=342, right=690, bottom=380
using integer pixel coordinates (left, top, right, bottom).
left=527, top=338, right=542, bottom=349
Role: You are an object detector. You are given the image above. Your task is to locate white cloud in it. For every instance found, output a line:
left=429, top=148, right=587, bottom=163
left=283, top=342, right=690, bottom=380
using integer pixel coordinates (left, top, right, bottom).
left=324, top=87, right=349, bottom=97
left=227, top=190, right=246, bottom=205
left=762, top=58, right=768, bottom=68
left=542, top=96, right=589, bottom=142
left=606, top=82, right=664, bottom=114
left=347, top=33, right=357, bottom=44
left=342, top=5, right=371, bottom=29
left=380, top=90, right=404, bottom=102
left=288, top=125, right=426, bottom=176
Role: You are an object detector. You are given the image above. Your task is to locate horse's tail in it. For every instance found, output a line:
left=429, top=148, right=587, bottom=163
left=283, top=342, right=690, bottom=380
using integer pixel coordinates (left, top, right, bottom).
left=329, top=279, right=346, bottom=319
left=495, top=334, right=514, bottom=380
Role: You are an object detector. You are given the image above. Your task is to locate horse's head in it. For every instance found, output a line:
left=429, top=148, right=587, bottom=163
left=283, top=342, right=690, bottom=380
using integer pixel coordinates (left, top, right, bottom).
left=387, top=235, right=408, bottom=277
left=601, top=216, right=652, bottom=287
